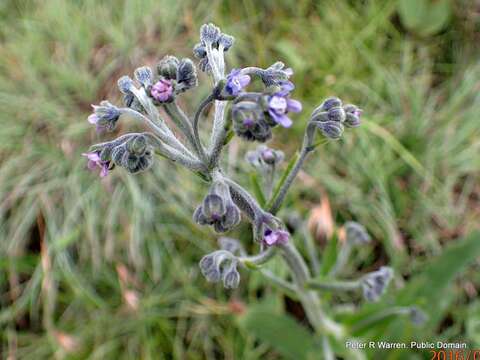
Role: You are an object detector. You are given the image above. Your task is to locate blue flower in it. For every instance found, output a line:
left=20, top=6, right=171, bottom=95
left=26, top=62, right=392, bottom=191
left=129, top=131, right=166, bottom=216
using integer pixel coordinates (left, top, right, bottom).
left=266, top=93, right=302, bottom=128
left=225, top=69, right=251, bottom=96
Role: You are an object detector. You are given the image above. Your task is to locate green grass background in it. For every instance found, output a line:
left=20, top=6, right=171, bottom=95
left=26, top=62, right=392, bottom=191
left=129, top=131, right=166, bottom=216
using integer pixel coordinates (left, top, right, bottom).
left=0, top=0, right=479, bottom=359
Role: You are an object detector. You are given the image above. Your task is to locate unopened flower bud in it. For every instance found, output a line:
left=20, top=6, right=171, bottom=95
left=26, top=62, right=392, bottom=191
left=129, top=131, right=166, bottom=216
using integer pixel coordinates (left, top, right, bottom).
left=319, top=97, right=342, bottom=112
left=344, top=104, right=362, bottom=128
left=345, top=221, right=371, bottom=245
left=176, top=58, right=198, bottom=92
left=222, top=261, right=240, bottom=289
left=110, top=135, right=153, bottom=174
left=193, top=43, right=207, bottom=59
left=118, top=75, right=134, bottom=94
left=260, top=62, right=293, bottom=86
left=88, top=101, right=121, bottom=132
left=156, top=55, right=179, bottom=79
left=408, top=307, right=427, bottom=326
left=200, top=23, right=221, bottom=45
left=217, top=33, right=235, bottom=51
left=327, top=107, right=346, bottom=123
left=361, top=266, right=393, bottom=302
left=134, top=66, right=153, bottom=88
left=315, top=121, right=344, bottom=140
left=246, top=145, right=284, bottom=169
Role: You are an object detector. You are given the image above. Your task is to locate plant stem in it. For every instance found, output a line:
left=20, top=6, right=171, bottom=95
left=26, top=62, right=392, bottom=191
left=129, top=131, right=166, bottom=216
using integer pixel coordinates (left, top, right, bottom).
left=238, top=247, right=277, bottom=268
left=192, top=95, right=214, bottom=163
left=279, top=242, right=344, bottom=339
left=258, top=269, right=298, bottom=299
left=208, top=100, right=228, bottom=168
left=268, top=146, right=311, bottom=215
left=163, top=102, right=203, bottom=158
left=306, top=279, right=360, bottom=292
left=121, top=108, right=194, bottom=158
left=302, top=227, right=321, bottom=276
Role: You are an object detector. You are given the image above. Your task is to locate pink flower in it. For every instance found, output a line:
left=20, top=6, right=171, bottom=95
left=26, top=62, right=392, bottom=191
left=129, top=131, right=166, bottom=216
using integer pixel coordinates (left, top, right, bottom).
left=82, top=152, right=110, bottom=177
left=150, top=79, right=173, bottom=102
left=263, top=229, right=290, bottom=246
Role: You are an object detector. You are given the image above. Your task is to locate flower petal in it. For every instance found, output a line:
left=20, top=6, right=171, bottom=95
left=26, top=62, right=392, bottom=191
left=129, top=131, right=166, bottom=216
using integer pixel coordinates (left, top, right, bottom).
left=238, top=75, right=251, bottom=87
left=287, top=99, right=302, bottom=113
left=269, top=110, right=292, bottom=128
left=88, top=114, right=99, bottom=124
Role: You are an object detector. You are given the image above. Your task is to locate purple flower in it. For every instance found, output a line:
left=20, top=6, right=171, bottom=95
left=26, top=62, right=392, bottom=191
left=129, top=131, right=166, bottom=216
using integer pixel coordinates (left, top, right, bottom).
left=150, top=79, right=174, bottom=102
left=263, top=229, right=290, bottom=246
left=277, top=80, right=294, bottom=95
left=225, top=69, right=250, bottom=96
left=82, top=152, right=110, bottom=177
left=267, top=93, right=302, bottom=128
left=87, top=101, right=121, bottom=133
left=87, top=113, right=103, bottom=131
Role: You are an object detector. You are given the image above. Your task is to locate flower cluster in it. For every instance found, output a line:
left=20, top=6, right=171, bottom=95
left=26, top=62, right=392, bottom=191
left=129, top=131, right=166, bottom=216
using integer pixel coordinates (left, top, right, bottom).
left=193, top=181, right=241, bottom=233
left=199, top=250, right=240, bottom=289
left=232, top=81, right=302, bottom=141
left=83, top=23, right=421, bottom=354
left=310, top=97, right=362, bottom=139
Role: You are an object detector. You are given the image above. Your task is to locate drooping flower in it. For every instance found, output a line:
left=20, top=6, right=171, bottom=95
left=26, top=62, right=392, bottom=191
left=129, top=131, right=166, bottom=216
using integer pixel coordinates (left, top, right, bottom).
left=246, top=145, right=284, bottom=168
left=361, top=266, right=393, bottom=302
left=88, top=101, right=121, bottom=132
left=82, top=151, right=111, bottom=177
left=266, top=92, right=302, bottom=128
left=225, top=69, right=251, bottom=96
left=150, top=79, right=174, bottom=103
left=263, top=228, right=290, bottom=246
left=232, top=101, right=272, bottom=142
left=222, top=261, right=240, bottom=289
left=199, top=250, right=241, bottom=289
left=111, top=135, right=154, bottom=174
left=193, top=182, right=241, bottom=233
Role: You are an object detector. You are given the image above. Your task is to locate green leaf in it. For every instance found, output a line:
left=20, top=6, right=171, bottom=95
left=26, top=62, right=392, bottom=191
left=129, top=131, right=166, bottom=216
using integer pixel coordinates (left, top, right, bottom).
left=340, top=231, right=480, bottom=336
left=396, top=230, right=480, bottom=325
left=238, top=303, right=317, bottom=360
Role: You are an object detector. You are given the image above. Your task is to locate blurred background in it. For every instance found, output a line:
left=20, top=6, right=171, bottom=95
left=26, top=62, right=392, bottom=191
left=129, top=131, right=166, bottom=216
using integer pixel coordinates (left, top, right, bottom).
left=0, top=0, right=479, bottom=359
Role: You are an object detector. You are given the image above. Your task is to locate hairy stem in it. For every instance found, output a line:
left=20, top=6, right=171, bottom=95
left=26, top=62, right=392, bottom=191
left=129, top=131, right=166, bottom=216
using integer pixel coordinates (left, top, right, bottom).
left=306, top=279, right=360, bottom=292
left=208, top=100, right=228, bottom=168
left=268, top=146, right=311, bottom=215
left=279, top=242, right=344, bottom=338
left=163, top=102, right=201, bottom=155
left=120, top=108, right=195, bottom=158
left=192, top=95, right=214, bottom=163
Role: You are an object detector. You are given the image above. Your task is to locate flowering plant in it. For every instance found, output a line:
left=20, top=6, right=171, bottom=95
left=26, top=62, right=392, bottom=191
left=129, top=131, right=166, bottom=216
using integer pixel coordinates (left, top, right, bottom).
left=84, top=23, right=424, bottom=358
